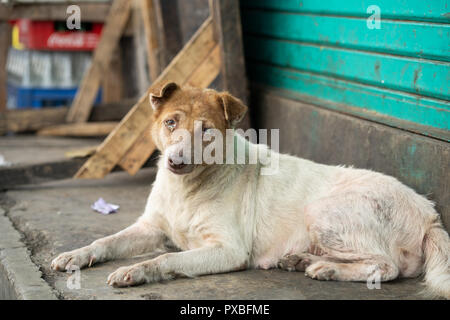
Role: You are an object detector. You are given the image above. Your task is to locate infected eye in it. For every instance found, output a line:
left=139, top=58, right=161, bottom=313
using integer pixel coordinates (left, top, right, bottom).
left=164, top=119, right=176, bottom=131
left=202, top=127, right=212, bottom=135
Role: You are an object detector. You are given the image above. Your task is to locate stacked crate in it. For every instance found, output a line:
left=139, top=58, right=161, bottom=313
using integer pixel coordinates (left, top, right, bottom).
left=6, top=19, right=103, bottom=109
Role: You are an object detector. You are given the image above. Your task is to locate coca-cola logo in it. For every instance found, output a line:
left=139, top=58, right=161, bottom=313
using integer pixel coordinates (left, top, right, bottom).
left=47, top=33, right=99, bottom=49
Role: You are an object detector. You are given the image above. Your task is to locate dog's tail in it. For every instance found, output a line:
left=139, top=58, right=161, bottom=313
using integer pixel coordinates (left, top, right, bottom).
left=422, top=221, right=450, bottom=299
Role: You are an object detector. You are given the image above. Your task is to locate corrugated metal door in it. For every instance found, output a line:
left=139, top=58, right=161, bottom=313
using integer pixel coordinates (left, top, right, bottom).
left=240, top=0, right=449, bottom=141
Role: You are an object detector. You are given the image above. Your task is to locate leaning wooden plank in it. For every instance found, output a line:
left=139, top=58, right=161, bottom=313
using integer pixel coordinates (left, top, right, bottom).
left=75, top=17, right=216, bottom=179
left=141, top=0, right=163, bottom=81
left=118, top=125, right=155, bottom=175
left=66, top=0, right=131, bottom=123
left=185, top=44, right=221, bottom=87
left=0, top=22, right=11, bottom=112
left=38, top=122, right=119, bottom=137
left=0, top=98, right=137, bottom=135
left=209, top=0, right=250, bottom=129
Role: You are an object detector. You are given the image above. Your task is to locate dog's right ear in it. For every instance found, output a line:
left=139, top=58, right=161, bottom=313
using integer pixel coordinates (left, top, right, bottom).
left=149, top=81, right=179, bottom=111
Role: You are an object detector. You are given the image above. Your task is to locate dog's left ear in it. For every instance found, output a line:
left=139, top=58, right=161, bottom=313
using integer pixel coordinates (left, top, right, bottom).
left=219, top=92, right=248, bottom=127
left=149, top=81, right=179, bottom=111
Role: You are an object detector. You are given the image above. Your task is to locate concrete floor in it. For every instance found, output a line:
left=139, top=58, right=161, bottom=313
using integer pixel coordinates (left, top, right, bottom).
left=0, top=136, right=426, bottom=300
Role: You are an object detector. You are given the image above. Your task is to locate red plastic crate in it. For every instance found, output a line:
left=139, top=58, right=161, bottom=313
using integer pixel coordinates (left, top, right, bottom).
left=14, top=19, right=103, bottom=51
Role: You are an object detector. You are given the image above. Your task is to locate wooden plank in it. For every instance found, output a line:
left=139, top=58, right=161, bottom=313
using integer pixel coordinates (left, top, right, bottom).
left=210, top=0, right=248, bottom=102
left=118, top=124, right=155, bottom=175
left=248, top=62, right=450, bottom=139
left=241, top=10, right=450, bottom=62
left=75, top=17, right=217, bottom=179
left=0, top=98, right=137, bottom=135
left=141, top=0, right=164, bottom=81
left=132, top=0, right=151, bottom=95
left=0, top=3, right=111, bottom=22
left=66, top=0, right=131, bottom=123
left=209, top=0, right=250, bottom=129
left=65, top=146, right=98, bottom=159
left=102, top=49, right=124, bottom=103
left=185, top=44, right=221, bottom=87
left=241, top=0, right=450, bottom=22
left=0, top=22, right=11, bottom=112
left=118, top=43, right=221, bottom=175
left=38, top=122, right=119, bottom=137
left=244, top=36, right=450, bottom=101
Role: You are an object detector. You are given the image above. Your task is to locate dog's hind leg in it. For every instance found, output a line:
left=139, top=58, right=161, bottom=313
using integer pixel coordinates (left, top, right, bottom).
left=278, top=251, right=398, bottom=282
left=279, top=192, right=401, bottom=282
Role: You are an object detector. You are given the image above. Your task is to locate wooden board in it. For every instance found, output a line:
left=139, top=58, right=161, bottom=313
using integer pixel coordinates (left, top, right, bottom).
left=141, top=0, right=163, bottom=81
left=0, top=99, right=136, bottom=135
left=38, top=122, right=119, bottom=137
left=75, top=17, right=218, bottom=179
left=66, top=0, right=131, bottom=123
left=0, top=22, right=11, bottom=112
left=209, top=0, right=250, bottom=129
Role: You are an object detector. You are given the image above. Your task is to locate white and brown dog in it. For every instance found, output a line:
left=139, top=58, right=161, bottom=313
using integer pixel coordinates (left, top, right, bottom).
left=51, top=82, right=450, bottom=298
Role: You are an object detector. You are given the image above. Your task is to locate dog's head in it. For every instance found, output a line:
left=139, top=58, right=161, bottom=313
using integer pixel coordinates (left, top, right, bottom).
left=150, top=81, right=247, bottom=175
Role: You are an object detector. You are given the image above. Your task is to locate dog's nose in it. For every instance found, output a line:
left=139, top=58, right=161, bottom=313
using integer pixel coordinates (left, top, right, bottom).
left=168, top=157, right=186, bottom=170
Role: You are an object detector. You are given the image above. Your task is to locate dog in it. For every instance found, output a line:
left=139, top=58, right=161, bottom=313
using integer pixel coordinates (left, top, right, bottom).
left=51, top=82, right=450, bottom=299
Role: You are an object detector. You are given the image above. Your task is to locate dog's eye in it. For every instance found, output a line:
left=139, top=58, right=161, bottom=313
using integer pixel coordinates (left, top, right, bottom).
left=164, top=119, right=176, bottom=131
left=202, top=127, right=212, bottom=135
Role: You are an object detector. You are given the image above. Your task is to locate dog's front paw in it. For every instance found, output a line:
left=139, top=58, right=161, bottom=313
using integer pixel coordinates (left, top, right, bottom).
left=107, top=264, right=148, bottom=288
left=51, top=247, right=96, bottom=271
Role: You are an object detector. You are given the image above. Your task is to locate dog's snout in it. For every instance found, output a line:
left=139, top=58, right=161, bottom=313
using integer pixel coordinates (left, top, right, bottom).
left=168, top=157, right=187, bottom=170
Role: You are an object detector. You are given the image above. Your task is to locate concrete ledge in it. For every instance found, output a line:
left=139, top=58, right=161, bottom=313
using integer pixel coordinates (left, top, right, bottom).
left=251, top=86, right=450, bottom=231
left=0, top=213, right=57, bottom=300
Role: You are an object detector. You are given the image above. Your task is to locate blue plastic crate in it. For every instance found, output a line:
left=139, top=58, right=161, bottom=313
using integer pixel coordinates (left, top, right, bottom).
left=7, top=82, right=102, bottom=109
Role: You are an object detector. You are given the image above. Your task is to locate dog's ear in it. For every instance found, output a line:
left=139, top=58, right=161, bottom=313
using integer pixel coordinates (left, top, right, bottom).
left=219, top=92, right=248, bottom=127
left=149, top=81, right=179, bottom=111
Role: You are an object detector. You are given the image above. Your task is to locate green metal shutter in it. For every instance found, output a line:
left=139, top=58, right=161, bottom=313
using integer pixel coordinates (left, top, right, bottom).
left=240, top=0, right=450, bottom=141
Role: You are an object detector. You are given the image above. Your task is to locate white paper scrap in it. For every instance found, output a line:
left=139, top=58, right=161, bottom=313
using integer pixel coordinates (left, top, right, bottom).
left=91, top=198, right=119, bottom=215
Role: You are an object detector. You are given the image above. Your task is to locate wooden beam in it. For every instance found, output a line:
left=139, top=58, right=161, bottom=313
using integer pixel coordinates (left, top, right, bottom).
left=102, top=48, right=124, bottom=103
left=141, top=0, right=164, bottom=81
left=76, top=17, right=217, bottom=179
left=66, top=0, right=131, bottom=123
left=0, top=98, right=137, bottom=135
left=132, top=0, right=151, bottom=95
left=0, top=22, right=11, bottom=112
left=209, top=0, right=250, bottom=129
left=185, top=44, right=221, bottom=87
left=0, top=3, right=111, bottom=22
left=38, top=122, right=119, bottom=137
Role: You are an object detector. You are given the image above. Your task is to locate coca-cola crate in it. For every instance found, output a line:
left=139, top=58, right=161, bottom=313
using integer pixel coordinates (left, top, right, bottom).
left=13, top=19, right=103, bottom=51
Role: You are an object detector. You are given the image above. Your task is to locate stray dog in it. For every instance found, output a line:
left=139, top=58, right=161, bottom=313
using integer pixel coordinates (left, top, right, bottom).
left=51, top=82, right=450, bottom=298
